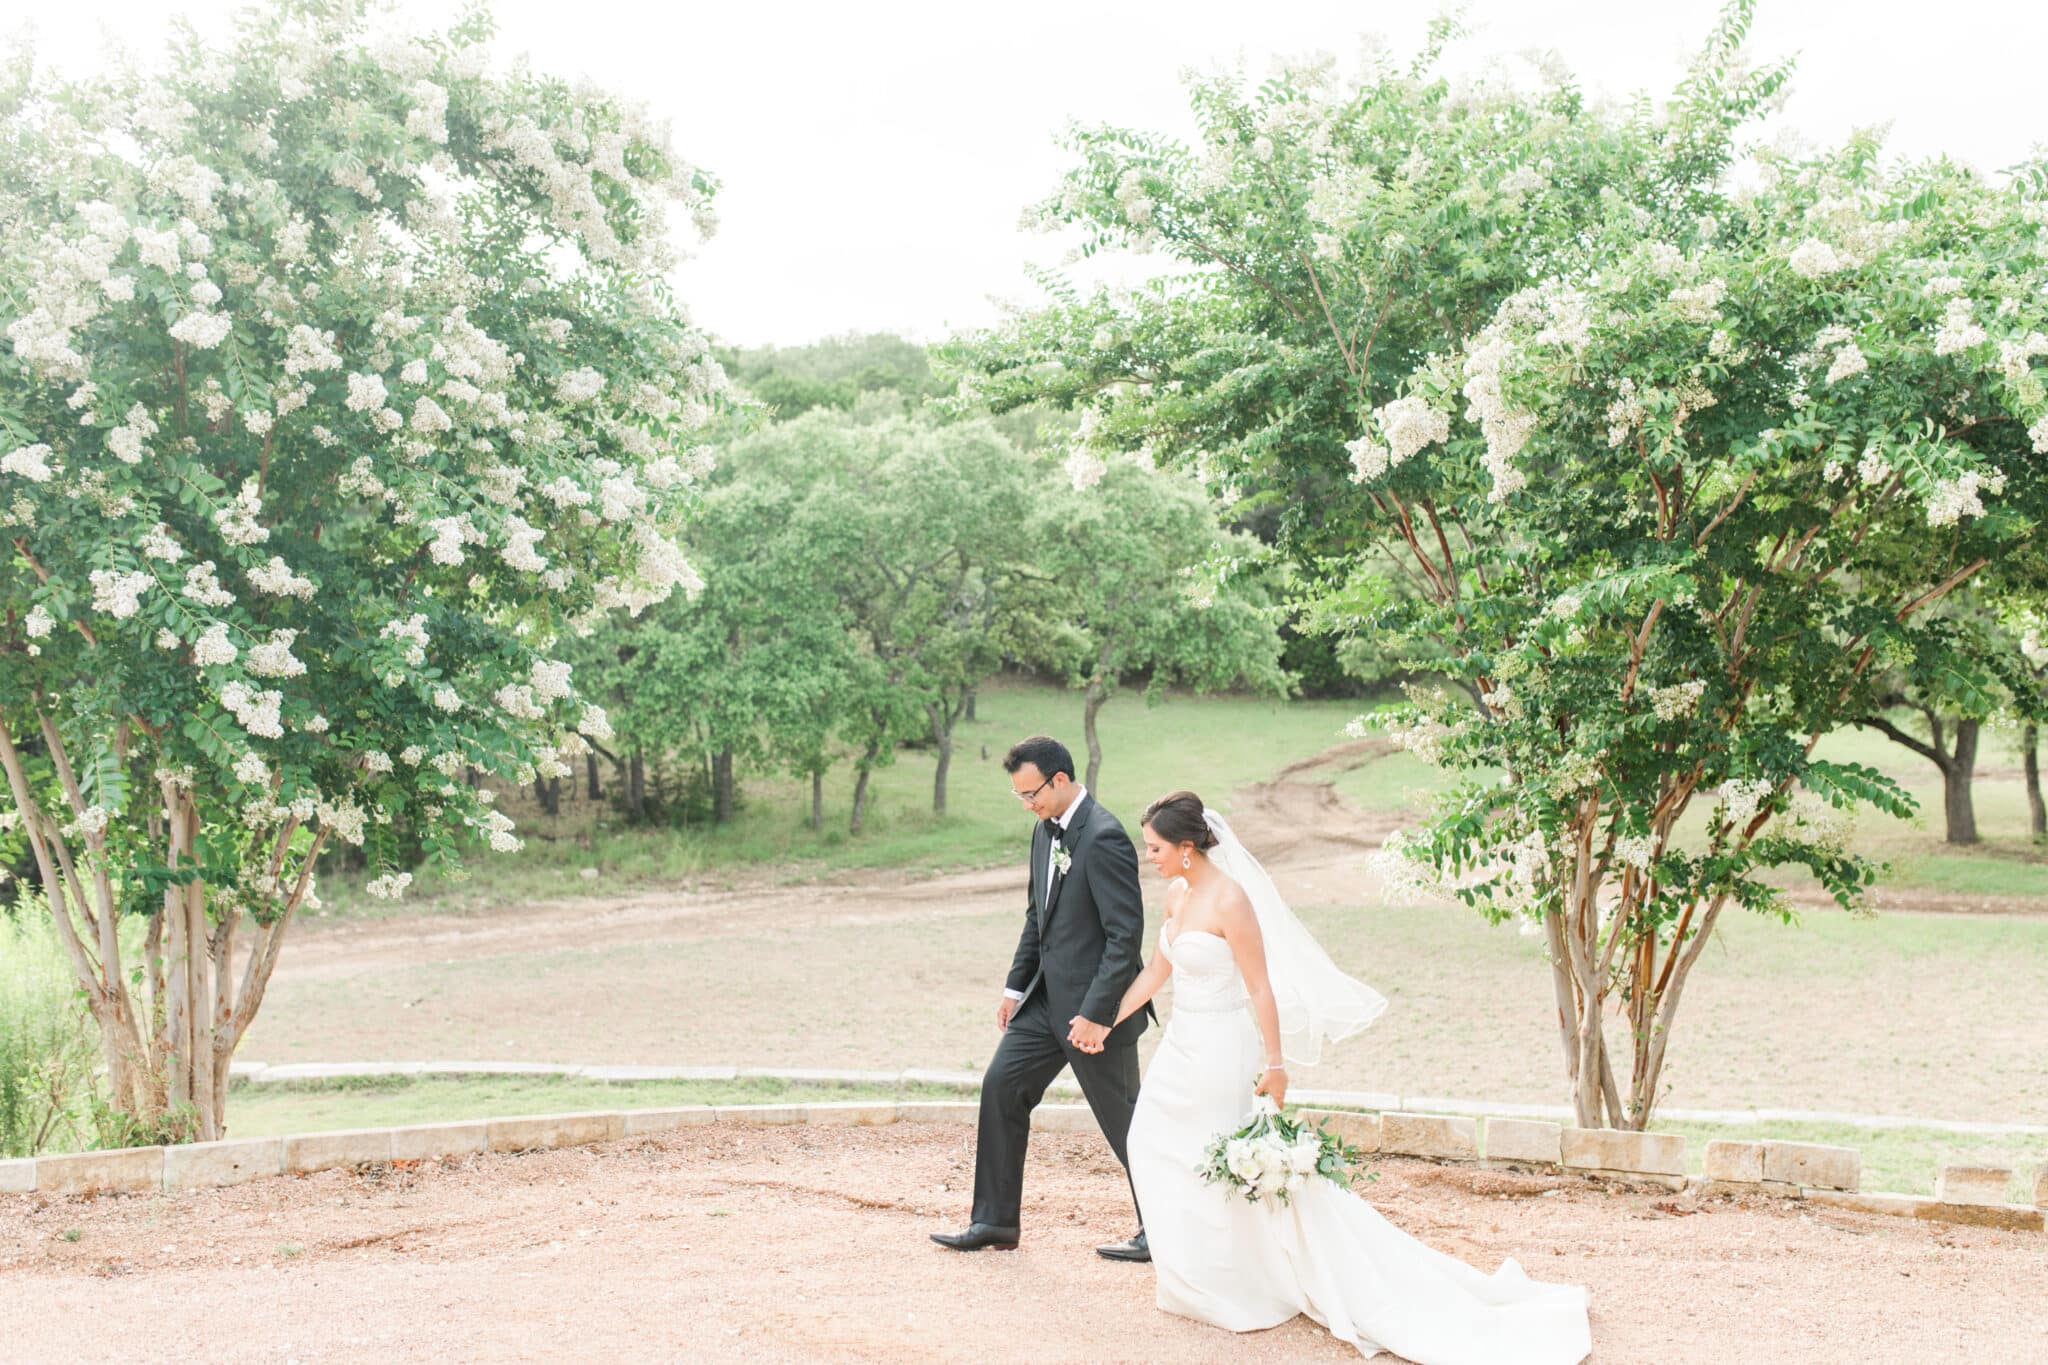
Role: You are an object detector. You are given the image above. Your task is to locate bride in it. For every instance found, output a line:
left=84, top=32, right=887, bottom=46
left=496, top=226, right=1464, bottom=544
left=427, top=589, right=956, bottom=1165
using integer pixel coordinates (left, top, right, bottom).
left=1069, top=790, right=1591, bottom=1365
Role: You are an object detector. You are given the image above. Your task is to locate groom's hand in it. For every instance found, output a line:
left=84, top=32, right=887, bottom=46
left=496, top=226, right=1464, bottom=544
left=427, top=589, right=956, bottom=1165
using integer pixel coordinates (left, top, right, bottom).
left=1067, top=1016, right=1109, bottom=1053
left=995, top=994, right=1016, bottom=1033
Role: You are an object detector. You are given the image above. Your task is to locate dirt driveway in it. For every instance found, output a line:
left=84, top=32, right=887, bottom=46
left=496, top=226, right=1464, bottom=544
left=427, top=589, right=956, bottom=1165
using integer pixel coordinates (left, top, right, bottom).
left=4, top=1124, right=2043, bottom=1363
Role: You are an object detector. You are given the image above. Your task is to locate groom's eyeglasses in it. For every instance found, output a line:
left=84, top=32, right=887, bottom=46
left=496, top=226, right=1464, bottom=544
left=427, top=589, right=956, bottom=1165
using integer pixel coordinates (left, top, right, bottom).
left=1013, top=777, right=1054, bottom=803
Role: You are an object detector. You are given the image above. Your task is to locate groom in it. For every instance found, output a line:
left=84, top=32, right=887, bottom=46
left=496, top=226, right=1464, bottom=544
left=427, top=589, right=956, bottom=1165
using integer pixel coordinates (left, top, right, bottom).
left=931, top=735, right=1152, bottom=1261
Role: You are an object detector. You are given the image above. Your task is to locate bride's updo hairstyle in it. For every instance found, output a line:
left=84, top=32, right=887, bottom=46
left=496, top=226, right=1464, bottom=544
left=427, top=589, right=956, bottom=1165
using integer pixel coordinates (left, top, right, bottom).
left=1142, top=791, right=1218, bottom=851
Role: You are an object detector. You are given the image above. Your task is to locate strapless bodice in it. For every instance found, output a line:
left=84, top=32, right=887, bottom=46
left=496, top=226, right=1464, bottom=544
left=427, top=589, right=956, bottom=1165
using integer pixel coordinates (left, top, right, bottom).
left=1161, top=925, right=1248, bottom=1013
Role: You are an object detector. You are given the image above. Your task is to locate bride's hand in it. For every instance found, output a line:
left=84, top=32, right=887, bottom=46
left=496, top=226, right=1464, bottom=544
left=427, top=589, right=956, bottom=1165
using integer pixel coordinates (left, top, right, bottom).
left=1254, top=1065, right=1287, bottom=1108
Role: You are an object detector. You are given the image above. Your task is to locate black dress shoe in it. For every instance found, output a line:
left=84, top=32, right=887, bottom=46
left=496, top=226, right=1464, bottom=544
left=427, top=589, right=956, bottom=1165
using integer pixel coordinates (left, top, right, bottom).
left=1095, top=1229, right=1149, bottom=1262
left=930, top=1223, right=1020, bottom=1251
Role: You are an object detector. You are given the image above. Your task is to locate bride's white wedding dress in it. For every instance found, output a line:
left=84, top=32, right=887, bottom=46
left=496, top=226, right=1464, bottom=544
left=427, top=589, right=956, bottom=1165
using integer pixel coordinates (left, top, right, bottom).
left=1127, top=923, right=1591, bottom=1365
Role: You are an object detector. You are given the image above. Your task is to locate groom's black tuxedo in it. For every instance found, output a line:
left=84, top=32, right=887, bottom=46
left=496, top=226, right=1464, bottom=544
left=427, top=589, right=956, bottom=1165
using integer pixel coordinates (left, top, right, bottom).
left=973, top=792, right=1150, bottom=1231
left=1006, top=794, right=1152, bottom=1044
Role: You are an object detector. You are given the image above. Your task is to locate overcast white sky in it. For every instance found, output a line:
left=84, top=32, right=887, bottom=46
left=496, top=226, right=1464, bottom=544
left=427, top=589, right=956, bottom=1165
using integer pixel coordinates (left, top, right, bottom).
left=18, top=1, right=2048, bottom=347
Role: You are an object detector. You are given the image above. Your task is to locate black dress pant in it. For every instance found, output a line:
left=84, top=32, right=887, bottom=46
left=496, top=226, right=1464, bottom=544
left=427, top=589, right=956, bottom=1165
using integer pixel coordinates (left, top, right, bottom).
left=971, top=989, right=1141, bottom=1230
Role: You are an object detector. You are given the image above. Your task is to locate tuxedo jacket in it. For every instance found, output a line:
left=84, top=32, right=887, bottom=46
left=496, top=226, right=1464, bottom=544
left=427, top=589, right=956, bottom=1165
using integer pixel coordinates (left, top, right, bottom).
left=1005, top=793, right=1152, bottom=1045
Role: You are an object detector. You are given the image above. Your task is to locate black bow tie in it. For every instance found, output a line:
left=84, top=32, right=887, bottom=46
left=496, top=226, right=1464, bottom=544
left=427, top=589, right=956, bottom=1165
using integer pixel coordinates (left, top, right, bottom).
left=1042, top=818, right=1062, bottom=842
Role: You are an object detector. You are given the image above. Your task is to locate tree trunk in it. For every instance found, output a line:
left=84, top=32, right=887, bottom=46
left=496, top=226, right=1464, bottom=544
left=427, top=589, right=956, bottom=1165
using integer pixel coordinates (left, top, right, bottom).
left=930, top=712, right=953, bottom=816
left=810, top=768, right=824, bottom=832
left=850, top=743, right=879, bottom=836
left=534, top=776, right=561, bottom=818
left=712, top=748, right=736, bottom=824
left=964, top=687, right=977, bottom=723
left=628, top=750, right=647, bottom=822
left=1083, top=679, right=1108, bottom=792
left=2024, top=721, right=2044, bottom=841
left=1942, top=718, right=1980, bottom=845
left=0, top=717, right=326, bottom=1140
left=586, top=752, right=602, bottom=801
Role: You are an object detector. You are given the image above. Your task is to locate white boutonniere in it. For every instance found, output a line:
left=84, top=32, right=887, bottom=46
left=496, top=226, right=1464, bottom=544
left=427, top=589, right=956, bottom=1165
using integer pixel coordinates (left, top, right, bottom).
left=1050, top=841, right=1072, bottom=877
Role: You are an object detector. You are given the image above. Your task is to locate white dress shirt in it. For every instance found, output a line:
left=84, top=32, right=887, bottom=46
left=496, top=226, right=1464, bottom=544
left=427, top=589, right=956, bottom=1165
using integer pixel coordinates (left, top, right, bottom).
left=1003, top=785, right=1087, bottom=1002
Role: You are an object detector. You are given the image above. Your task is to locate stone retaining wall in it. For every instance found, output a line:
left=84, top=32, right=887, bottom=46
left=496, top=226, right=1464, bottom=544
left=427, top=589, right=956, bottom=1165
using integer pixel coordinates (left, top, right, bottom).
left=4, top=1101, right=2043, bottom=1236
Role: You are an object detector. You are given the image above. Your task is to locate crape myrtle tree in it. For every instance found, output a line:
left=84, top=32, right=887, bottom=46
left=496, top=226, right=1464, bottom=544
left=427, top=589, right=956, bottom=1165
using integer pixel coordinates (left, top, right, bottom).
left=954, top=5, right=2048, bottom=1127
left=0, top=2, right=728, bottom=1138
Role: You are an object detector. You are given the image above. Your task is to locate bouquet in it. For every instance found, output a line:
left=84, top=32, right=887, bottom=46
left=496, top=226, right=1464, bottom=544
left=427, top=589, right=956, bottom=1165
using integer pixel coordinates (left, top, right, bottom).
left=1198, top=1094, right=1372, bottom=1206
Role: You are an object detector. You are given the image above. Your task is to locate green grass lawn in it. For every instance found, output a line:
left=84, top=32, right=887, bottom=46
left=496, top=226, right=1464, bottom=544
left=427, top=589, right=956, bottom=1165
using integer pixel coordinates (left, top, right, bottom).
left=223, top=1073, right=971, bottom=1137
left=1328, top=709, right=2048, bottom=905
left=318, top=679, right=1366, bottom=915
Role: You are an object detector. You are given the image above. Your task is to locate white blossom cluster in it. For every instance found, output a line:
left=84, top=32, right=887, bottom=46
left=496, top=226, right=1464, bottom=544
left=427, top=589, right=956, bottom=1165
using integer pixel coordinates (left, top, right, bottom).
left=245, top=628, right=307, bottom=678
left=213, top=479, right=269, bottom=546
left=1932, top=298, right=1987, bottom=356
left=247, top=555, right=315, bottom=599
left=381, top=613, right=431, bottom=665
left=365, top=871, right=414, bottom=900
left=1713, top=778, right=1775, bottom=833
left=1604, top=379, right=1647, bottom=448
left=219, top=681, right=284, bottom=739
left=427, top=513, right=483, bottom=565
left=2, top=444, right=56, bottom=482
left=88, top=568, right=153, bottom=618
left=193, top=622, right=237, bottom=667
left=139, top=522, right=183, bottom=561
left=107, top=405, right=158, bottom=464
left=1613, top=833, right=1656, bottom=873
left=1923, top=467, right=2005, bottom=527
left=182, top=561, right=236, bottom=607
left=554, top=367, right=606, bottom=403
left=1649, top=679, right=1707, bottom=721
left=1786, top=238, right=1851, bottom=278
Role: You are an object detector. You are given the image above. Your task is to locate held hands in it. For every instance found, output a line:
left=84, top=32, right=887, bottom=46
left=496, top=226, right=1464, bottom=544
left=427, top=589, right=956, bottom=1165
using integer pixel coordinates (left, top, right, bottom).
left=1067, top=1016, right=1110, bottom=1053
left=1253, top=1064, right=1289, bottom=1108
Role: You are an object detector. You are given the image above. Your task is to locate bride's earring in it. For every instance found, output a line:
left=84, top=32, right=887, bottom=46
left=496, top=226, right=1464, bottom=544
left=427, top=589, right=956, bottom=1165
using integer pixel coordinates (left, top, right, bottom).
left=1181, top=850, right=1192, bottom=869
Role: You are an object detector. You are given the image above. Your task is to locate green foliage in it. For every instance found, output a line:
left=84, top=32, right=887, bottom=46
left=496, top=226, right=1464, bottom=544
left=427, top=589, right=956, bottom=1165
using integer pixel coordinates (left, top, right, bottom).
left=0, top=0, right=729, bottom=1128
left=948, top=2, right=2048, bottom=1127
left=0, top=906, right=97, bottom=1156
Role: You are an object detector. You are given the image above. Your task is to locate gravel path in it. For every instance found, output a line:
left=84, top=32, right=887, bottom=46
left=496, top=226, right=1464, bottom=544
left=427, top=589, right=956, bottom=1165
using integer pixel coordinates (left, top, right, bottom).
left=4, top=1125, right=2043, bottom=1363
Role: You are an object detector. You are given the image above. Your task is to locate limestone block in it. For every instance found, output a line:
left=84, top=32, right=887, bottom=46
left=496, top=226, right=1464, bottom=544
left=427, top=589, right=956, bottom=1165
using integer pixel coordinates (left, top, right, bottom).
left=1379, top=1112, right=1479, bottom=1161
left=1483, top=1118, right=1563, bottom=1166
left=0, top=1158, right=34, bottom=1194
left=485, top=1112, right=625, bottom=1154
left=1765, top=1141, right=1859, bottom=1192
left=893, top=1102, right=979, bottom=1126
left=36, top=1146, right=165, bottom=1195
left=389, top=1121, right=489, bottom=1162
left=1935, top=1164, right=2012, bottom=1207
left=1809, top=1186, right=2044, bottom=1231
left=1703, top=1140, right=1766, bottom=1185
left=1917, top=1200, right=2043, bottom=1232
left=1804, top=1189, right=1928, bottom=1219
left=163, top=1138, right=281, bottom=1192
left=1296, top=1109, right=1380, bottom=1154
left=804, top=1103, right=900, bottom=1127
left=713, top=1104, right=805, bottom=1126
left=284, top=1128, right=394, bottom=1173
left=1030, top=1105, right=1101, bottom=1134
left=1561, top=1128, right=1686, bottom=1179
left=621, top=1107, right=718, bottom=1137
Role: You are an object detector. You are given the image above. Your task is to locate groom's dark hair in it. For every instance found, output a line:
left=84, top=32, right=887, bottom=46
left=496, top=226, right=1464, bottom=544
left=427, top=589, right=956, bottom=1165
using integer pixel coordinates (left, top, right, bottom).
left=1003, top=735, right=1075, bottom=781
